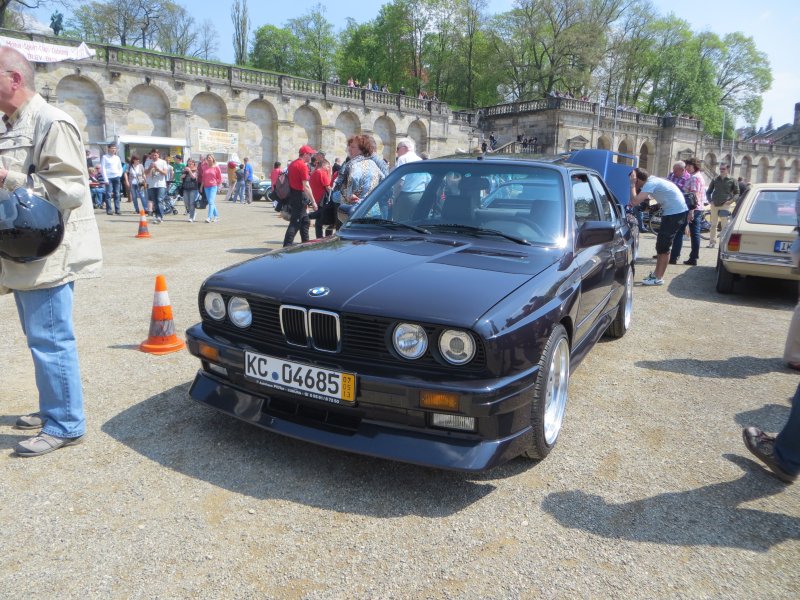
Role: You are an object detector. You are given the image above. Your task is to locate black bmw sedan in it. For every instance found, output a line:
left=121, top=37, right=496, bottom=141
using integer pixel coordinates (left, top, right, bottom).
left=185, top=154, right=636, bottom=471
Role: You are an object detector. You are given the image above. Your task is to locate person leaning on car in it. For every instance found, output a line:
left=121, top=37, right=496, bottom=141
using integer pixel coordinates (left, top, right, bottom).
left=282, top=144, right=318, bottom=247
left=706, top=164, right=739, bottom=248
left=629, top=168, right=688, bottom=286
left=0, top=46, right=103, bottom=457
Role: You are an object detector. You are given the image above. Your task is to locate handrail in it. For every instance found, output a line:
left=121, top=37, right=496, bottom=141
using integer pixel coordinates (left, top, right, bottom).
left=0, top=28, right=449, bottom=118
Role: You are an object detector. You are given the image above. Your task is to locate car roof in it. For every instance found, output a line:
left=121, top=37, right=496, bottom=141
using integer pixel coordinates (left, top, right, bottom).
left=429, top=153, right=598, bottom=175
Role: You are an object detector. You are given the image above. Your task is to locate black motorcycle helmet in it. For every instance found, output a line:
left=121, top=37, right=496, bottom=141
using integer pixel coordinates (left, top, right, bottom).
left=0, top=186, right=64, bottom=263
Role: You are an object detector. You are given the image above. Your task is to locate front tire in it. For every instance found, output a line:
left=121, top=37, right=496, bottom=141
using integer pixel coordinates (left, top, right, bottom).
left=716, top=256, right=735, bottom=294
left=523, top=324, right=570, bottom=460
left=607, top=265, right=633, bottom=338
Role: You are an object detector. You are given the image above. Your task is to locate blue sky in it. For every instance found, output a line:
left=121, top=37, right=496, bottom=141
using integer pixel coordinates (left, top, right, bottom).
left=33, top=0, right=799, bottom=127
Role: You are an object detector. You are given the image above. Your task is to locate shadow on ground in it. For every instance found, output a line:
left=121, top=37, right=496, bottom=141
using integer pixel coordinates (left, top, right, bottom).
left=735, top=403, right=792, bottom=431
left=635, top=355, right=788, bottom=379
left=102, top=383, right=504, bottom=517
left=666, top=265, right=797, bottom=308
left=541, top=454, right=800, bottom=552
left=227, top=248, right=271, bottom=256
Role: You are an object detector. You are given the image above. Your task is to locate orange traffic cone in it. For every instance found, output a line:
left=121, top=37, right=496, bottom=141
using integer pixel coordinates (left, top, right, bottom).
left=140, top=275, right=186, bottom=355
left=135, top=210, right=151, bottom=238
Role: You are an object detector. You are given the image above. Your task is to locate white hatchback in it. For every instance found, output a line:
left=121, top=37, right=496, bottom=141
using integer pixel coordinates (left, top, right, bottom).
left=716, top=183, right=799, bottom=293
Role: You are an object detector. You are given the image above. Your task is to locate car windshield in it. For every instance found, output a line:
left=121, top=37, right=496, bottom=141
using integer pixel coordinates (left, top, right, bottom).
left=343, top=162, right=565, bottom=245
left=746, top=190, right=797, bottom=226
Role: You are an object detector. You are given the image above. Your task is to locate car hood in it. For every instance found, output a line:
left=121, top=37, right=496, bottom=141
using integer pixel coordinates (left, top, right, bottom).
left=205, top=237, right=562, bottom=325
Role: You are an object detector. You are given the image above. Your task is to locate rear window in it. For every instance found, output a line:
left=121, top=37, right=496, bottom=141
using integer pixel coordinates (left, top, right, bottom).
left=746, top=190, right=797, bottom=226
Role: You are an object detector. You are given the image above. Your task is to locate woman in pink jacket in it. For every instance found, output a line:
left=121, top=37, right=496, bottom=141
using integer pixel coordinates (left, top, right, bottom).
left=202, top=155, right=222, bottom=222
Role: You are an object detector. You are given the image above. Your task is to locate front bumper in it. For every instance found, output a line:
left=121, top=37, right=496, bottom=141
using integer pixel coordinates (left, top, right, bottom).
left=185, top=324, right=536, bottom=471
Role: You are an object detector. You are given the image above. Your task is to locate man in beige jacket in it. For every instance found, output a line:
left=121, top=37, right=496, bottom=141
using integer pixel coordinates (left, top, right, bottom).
left=0, top=47, right=102, bottom=456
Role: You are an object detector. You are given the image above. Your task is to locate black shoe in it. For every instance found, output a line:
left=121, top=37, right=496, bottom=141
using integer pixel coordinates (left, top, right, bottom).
left=106, top=211, right=113, bottom=215
left=668, top=259, right=677, bottom=265
left=114, top=211, right=121, bottom=215
left=743, top=427, right=796, bottom=483
left=683, top=259, right=697, bottom=265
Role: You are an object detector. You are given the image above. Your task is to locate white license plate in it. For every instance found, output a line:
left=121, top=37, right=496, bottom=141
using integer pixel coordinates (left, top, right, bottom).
left=244, top=351, right=356, bottom=404
left=774, top=240, right=792, bottom=253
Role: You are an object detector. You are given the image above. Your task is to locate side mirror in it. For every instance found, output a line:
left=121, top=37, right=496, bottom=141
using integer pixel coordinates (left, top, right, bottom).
left=577, top=221, right=615, bottom=248
left=718, top=209, right=731, bottom=218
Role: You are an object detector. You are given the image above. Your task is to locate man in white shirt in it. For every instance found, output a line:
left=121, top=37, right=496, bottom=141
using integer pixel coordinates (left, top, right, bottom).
left=391, top=138, right=430, bottom=221
left=100, top=143, right=124, bottom=215
left=144, top=149, right=169, bottom=223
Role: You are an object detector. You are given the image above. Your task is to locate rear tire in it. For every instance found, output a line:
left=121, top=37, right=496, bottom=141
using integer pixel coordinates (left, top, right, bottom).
left=607, top=265, right=633, bottom=338
left=716, top=256, right=735, bottom=294
left=523, top=324, right=570, bottom=460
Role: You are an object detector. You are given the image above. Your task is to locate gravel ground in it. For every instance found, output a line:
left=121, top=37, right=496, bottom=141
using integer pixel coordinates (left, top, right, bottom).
left=1, top=201, right=798, bottom=599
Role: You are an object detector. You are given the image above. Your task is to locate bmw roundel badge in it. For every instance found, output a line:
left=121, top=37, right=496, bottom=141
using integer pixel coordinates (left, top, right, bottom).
left=308, top=286, right=330, bottom=298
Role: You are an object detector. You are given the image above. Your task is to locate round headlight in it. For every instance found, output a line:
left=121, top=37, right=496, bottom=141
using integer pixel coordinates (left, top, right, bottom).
left=392, top=323, right=428, bottom=360
left=228, top=296, right=252, bottom=328
left=204, top=292, right=226, bottom=321
left=439, top=330, right=476, bottom=365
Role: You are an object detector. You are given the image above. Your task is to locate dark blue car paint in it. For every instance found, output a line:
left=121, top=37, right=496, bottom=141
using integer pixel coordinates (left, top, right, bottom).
left=186, top=156, right=635, bottom=471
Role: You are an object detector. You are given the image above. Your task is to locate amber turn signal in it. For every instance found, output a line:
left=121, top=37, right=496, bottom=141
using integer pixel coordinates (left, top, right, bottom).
left=198, top=342, right=219, bottom=362
left=420, top=391, right=460, bottom=411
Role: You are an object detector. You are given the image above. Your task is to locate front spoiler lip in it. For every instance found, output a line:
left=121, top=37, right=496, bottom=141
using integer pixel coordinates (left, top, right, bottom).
left=189, top=369, right=532, bottom=472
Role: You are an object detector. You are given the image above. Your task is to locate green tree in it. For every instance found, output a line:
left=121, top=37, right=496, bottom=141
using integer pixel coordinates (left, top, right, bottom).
left=250, top=25, right=300, bottom=74
left=231, top=0, right=250, bottom=65
left=287, top=3, right=337, bottom=81
left=335, top=18, right=381, bottom=86
left=711, top=32, right=772, bottom=128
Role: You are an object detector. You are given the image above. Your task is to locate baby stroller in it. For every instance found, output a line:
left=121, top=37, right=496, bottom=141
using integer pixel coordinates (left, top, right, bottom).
left=158, top=185, right=180, bottom=217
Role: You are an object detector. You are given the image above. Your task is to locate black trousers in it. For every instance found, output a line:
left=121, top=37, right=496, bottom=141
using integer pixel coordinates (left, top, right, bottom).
left=283, top=214, right=310, bottom=246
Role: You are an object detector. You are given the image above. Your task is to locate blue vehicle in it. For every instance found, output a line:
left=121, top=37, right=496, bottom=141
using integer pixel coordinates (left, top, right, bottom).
left=186, top=152, right=636, bottom=471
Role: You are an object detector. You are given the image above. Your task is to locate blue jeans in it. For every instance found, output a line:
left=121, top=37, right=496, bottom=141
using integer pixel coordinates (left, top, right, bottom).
left=148, top=187, right=166, bottom=219
left=14, top=282, right=85, bottom=438
left=130, top=183, right=146, bottom=214
left=105, top=176, right=121, bottom=213
left=635, top=205, right=645, bottom=231
left=775, top=382, right=800, bottom=476
left=206, top=186, right=219, bottom=219
left=231, top=181, right=244, bottom=202
left=670, top=210, right=702, bottom=262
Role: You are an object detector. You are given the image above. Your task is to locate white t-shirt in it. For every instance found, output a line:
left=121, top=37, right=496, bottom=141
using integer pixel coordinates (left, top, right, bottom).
left=144, top=158, right=169, bottom=188
left=394, top=150, right=430, bottom=193
left=641, top=176, right=687, bottom=216
left=101, top=153, right=123, bottom=179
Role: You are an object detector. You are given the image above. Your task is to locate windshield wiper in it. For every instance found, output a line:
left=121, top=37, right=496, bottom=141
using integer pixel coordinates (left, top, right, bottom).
left=426, top=223, right=532, bottom=245
left=349, top=218, right=430, bottom=234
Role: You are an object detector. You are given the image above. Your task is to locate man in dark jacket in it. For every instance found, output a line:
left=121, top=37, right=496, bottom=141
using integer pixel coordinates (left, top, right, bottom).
left=706, top=164, right=739, bottom=248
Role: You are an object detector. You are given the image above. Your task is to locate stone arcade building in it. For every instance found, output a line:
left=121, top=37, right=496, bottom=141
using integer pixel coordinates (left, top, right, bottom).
left=4, top=29, right=799, bottom=184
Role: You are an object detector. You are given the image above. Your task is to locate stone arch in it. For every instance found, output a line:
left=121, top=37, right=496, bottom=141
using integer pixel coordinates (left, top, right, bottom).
left=789, top=159, right=800, bottom=184
left=127, top=84, right=171, bottom=138
left=55, top=75, right=105, bottom=145
left=616, top=138, right=633, bottom=166
left=333, top=110, right=361, bottom=153
left=373, top=116, right=397, bottom=163
left=772, top=158, right=785, bottom=182
left=407, top=120, right=428, bottom=155
left=740, top=156, right=752, bottom=182
left=756, top=156, right=770, bottom=183
left=244, top=99, right=278, bottom=176
left=190, top=92, right=228, bottom=161
left=293, top=105, right=322, bottom=150
left=596, top=135, right=611, bottom=151
left=704, top=152, right=717, bottom=173
left=638, top=140, right=654, bottom=171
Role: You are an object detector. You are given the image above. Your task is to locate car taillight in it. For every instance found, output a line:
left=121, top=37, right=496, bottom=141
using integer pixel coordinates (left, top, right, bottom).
left=727, top=233, right=741, bottom=252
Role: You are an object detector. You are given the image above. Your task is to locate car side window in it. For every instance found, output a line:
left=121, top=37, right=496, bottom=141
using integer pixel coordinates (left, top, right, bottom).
left=572, top=174, right=600, bottom=226
left=588, top=174, right=617, bottom=223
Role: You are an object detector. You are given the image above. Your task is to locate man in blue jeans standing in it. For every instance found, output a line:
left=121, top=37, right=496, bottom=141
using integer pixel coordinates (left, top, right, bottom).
left=101, top=142, right=124, bottom=215
left=0, top=46, right=103, bottom=457
left=743, top=382, right=800, bottom=483
left=243, top=156, right=254, bottom=204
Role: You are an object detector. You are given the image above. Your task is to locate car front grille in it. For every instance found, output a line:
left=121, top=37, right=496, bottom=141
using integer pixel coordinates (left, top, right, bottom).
left=279, top=305, right=340, bottom=352
left=201, top=294, right=486, bottom=374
